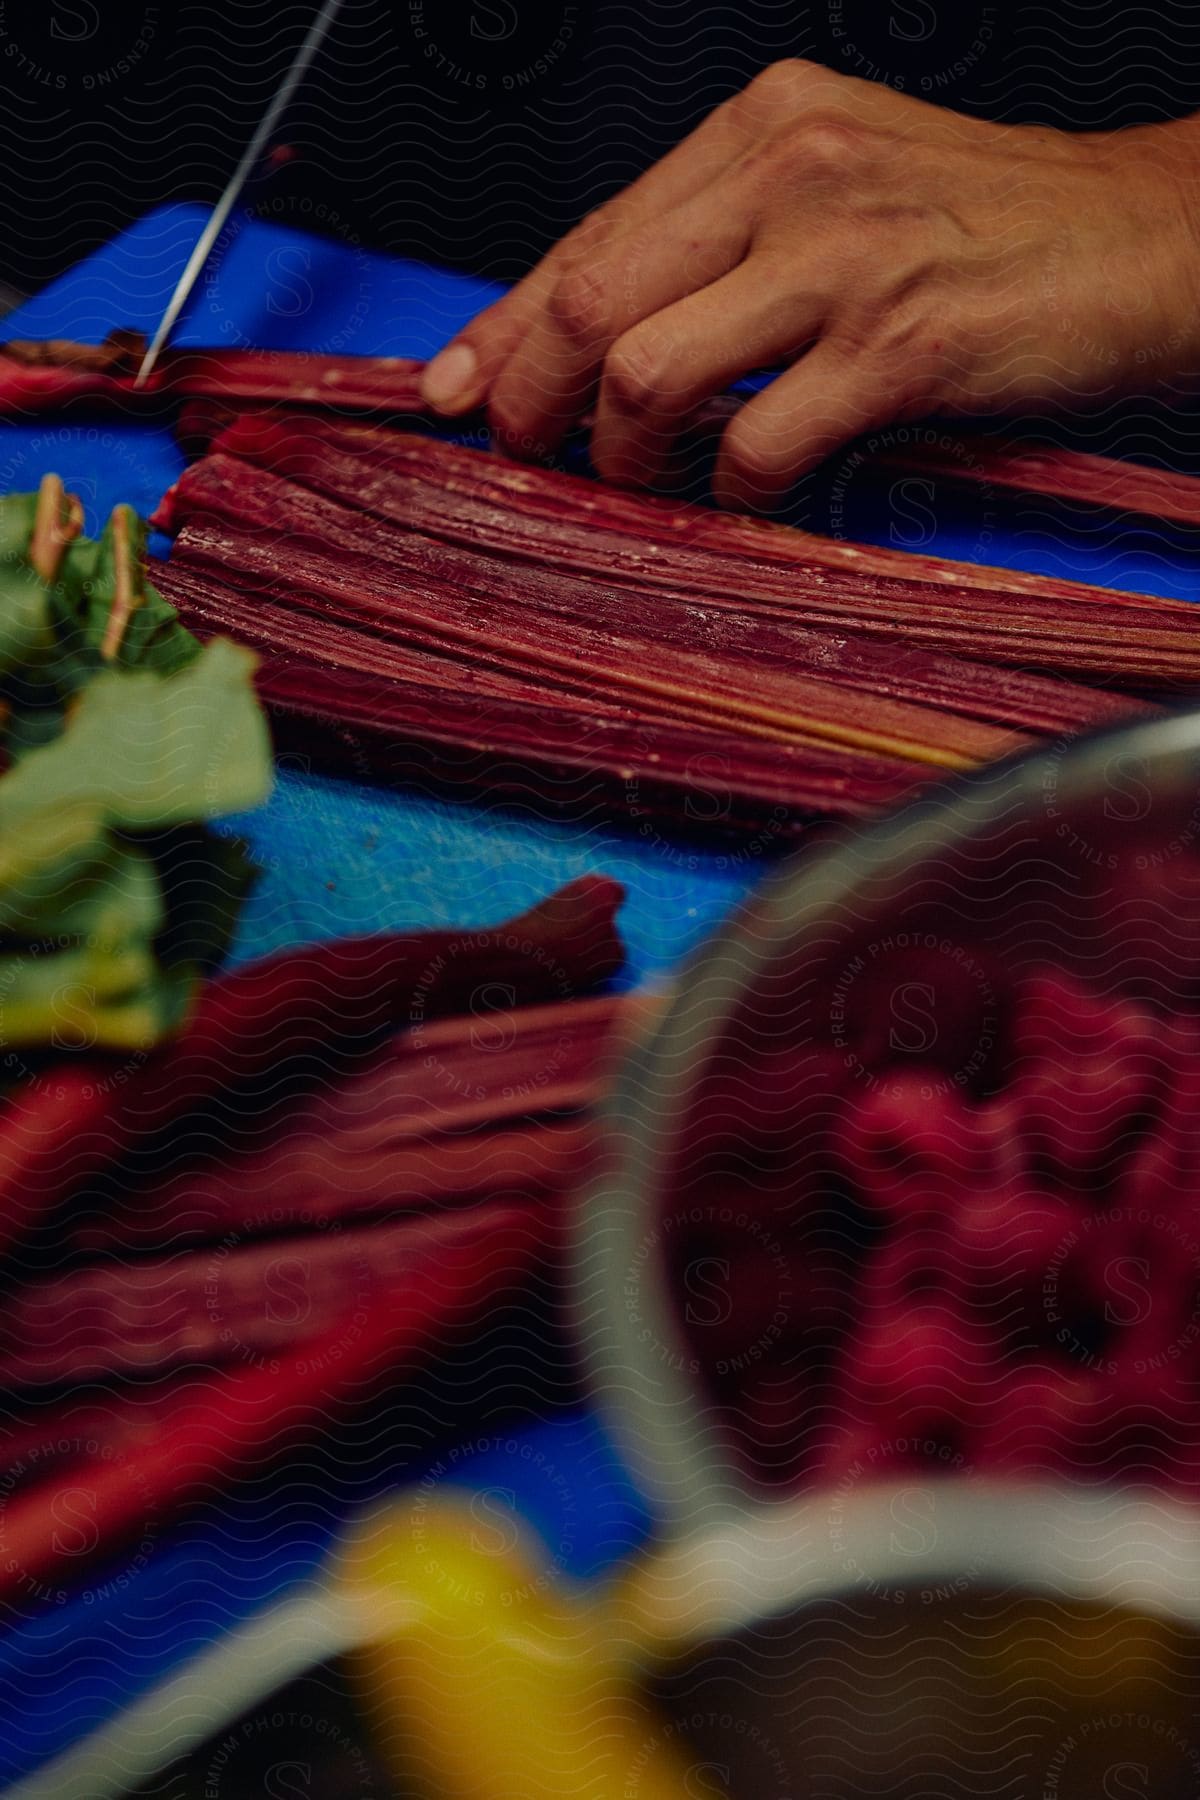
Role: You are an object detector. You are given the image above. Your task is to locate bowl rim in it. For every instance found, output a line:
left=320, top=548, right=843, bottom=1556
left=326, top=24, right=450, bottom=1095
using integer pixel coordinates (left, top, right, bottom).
left=616, top=1478, right=1200, bottom=1657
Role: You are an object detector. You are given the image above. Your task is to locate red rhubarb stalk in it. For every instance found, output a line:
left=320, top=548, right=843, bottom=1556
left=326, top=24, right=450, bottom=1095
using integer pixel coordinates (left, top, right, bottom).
left=0, top=1204, right=559, bottom=1610
left=0, top=1069, right=116, bottom=1258
left=2, top=1180, right=582, bottom=1386
left=879, top=432, right=1200, bottom=531
left=84, top=874, right=622, bottom=1138
left=169, top=518, right=1007, bottom=771
left=0, top=877, right=624, bottom=1263
left=82, top=1117, right=596, bottom=1253
left=213, top=412, right=1197, bottom=617
left=0, top=332, right=428, bottom=420
left=153, top=568, right=933, bottom=821
left=158, top=449, right=1146, bottom=738
left=74, top=993, right=640, bottom=1252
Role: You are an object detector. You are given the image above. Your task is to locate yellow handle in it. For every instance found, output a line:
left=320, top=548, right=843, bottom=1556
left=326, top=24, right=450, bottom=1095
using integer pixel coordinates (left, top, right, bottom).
left=338, top=1495, right=713, bottom=1800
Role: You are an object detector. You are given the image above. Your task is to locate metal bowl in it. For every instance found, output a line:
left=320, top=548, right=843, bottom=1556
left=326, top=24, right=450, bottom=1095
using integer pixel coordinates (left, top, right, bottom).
left=572, top=707, right=1200, bottom=1796
left=573, top=705, right=1200, bottom=1608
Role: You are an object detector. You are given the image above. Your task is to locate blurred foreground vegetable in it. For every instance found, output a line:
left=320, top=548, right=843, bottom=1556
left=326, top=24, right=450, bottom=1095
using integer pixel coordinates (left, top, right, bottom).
left=0, top=877, right=629, bottom=1605
left=0, top=476, right=272, bottom=1063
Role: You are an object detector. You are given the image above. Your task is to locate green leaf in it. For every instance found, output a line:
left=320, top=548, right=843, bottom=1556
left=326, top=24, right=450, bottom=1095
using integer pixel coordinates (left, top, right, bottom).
left=0, top=492, right=273, bottom=1068
left=0, top=557, right=51, bottom=677
left=0, top=944, right=183, bottom=1052
left=0, top=493, right=39, bottom=562
left=0, top=807, right=162, bottom=943
left=0, top=500, right=203, bottom=761
left=0, top=939, right=160, bottom=1049
left=111, top=575, right=201, bottom=676
left=0, top=636, right=273, bottom=832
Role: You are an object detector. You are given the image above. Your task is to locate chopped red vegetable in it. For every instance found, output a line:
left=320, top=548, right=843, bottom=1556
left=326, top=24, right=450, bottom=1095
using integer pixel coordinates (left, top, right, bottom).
left=0, top=1193, right=577, bottom=1387
left=0, top=883, right=630, bottom=1599
left=0, top=1069, right=115, bottom=1261
left=77, top=993, right=639, bottom=1254
left=9, top=993, right=640, bottom=1387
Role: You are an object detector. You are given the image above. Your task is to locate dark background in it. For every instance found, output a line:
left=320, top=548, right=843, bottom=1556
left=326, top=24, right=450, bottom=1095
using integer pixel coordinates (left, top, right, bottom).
left=1, top=2, right=1199, bottom=302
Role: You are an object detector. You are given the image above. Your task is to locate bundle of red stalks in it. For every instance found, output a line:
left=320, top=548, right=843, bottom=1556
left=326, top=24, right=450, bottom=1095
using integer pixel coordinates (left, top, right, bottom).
left=665, top=829, right=1200, bottom=1497
left=0, top=875, right=631, bottom=1608
left=149, top=412, right=1200, bottom=837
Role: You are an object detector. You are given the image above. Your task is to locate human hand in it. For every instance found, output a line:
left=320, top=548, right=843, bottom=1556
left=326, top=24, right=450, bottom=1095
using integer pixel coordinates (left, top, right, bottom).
left=420, top=60, right=1200, bottom=509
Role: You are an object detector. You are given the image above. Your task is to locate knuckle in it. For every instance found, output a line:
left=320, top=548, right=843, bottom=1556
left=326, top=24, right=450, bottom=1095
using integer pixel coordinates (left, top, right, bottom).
left=738, top=115, right=874, bottom=199
left=548, top=255, right=610, bottom=343
left=787, top=115, right=871, bottom=176
left=828, top=304, right=884, bottom=361
left=740, top=58, right=817, bottom=119
left=547, top=211, right=607, bottom=281
left=603, top=333, right=676, bottom=416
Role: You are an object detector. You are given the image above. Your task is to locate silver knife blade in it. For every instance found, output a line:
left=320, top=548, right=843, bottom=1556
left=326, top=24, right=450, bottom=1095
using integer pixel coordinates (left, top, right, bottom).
left=133, top=0, right=345, bottom=389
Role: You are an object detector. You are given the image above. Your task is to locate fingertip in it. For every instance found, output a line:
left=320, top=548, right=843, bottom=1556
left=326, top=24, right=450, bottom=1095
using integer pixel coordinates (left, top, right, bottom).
left=710, top=466, right=748, bottom=511
left=711, top=456, right=785, bottom=514
left=421, top=341, right=483, bottom=415
left=714, top=423, right=828, bottom=512
left=488, top=387, right=571, bottom=465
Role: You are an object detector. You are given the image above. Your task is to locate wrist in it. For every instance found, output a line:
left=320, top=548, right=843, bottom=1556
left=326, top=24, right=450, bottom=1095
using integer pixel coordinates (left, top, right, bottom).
left=1089, top=117, right=1200, bottom=387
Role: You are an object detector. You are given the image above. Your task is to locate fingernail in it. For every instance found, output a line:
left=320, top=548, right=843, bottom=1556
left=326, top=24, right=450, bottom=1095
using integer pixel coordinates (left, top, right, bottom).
left=421, top=342, right=479, bottom=412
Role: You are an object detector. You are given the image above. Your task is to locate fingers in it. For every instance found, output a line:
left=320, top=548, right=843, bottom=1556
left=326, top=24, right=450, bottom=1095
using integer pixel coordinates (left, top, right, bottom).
left=418, top=59, right=953, bottom=473
left=590, top=263, right=826, bottom=488
left=712, top=342, right=902, bottom=511
left=486, top=192, right=754, bottom=458
left=419, top=65, right=817, bottom=422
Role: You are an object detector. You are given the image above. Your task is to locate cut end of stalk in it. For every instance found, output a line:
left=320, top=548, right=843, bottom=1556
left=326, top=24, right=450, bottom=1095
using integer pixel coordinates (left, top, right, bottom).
left=2, top=331, right=147, bottom=374
left=29, top=473, right=83, bottom=586
left=100, top=504, right=143, bottom=661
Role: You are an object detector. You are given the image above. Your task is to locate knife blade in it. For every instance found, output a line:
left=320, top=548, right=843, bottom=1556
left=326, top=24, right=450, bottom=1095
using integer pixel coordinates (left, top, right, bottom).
left=133, top=0, right=345, bottom=389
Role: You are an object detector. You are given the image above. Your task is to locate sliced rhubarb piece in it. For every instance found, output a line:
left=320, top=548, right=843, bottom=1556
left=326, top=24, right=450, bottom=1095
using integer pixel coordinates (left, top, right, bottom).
left=832, top=1079, right=996, bottom=1227
left=1008, top=972, right=1169, bottom=1184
